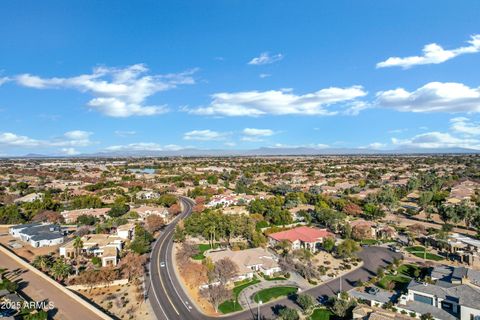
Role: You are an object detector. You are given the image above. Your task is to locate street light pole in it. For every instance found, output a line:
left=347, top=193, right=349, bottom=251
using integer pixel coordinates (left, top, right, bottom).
left=257, top=300, right=262, bottom=320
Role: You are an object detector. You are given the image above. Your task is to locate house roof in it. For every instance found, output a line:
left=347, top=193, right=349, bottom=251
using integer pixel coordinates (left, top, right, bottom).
left=206, top=247, right=279, bottom=275
left=408, top=279, right=480, bottom=309
left=268, top=226, right=333, bottom=243
left=349, top=286, right=397, bottom=304
left=400, top=300, right=456, bottom=320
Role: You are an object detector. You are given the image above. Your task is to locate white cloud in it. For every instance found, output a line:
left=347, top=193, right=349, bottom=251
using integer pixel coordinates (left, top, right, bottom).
left=376, top=82, right=480, bottom=113
left=343, top=101, right=370, bottom=116
left=242, top=128, right=275, bottom=136
left=114, top=130, right=136, bottom=137
left=259, top=73, right=271, bottom=78
left=377, top=34, right=480, bottom=69
left=63, top=130, right=91, bottom=140
left=183, top=129, right=229, bottom=141
left=15, top=64, right=196, bottom=117
left=366, top=142, right=387, bottom=150
left=388, top=128, right=407, bottom=134
left=450, top=117, right=480, bottom=135
left=0, top=130, right=94, bottom=150
left=105, top=143, right=183, bottom=152
left=188, top=86, right=367, bottom=117
left=241, top=128, right=276, bottom=142
left=0, top=133, right=40, bottom=147
left=0, top=77, right=9, bottom=86
left=61, top=148, right=80, bottom=155
left=248, top=52, right=284, bottom=65
left=106, top=142, right=162, bottom=151
left=268, top=143, right=330, bottom=149
left=392, top=131, right=480, bottom=150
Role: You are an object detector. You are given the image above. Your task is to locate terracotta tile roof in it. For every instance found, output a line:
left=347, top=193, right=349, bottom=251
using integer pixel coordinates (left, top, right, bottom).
left=268, top=226, right=333, bottom=243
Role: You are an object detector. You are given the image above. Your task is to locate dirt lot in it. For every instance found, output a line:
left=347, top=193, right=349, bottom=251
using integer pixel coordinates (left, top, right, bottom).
left=172, top=243, right=217, bottom=316
left=384, top=213, right=477, bottom=236
left=74, top=281, right=152, bottom=320
left=311, top=251, right=353, bottom=278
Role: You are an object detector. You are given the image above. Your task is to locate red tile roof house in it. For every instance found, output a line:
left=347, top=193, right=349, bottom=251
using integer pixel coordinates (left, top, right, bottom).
left=268, top=226, right=334, bottom=253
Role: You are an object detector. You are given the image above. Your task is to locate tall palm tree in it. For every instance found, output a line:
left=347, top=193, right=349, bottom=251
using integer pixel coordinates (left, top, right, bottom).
left=73, top=236, right=84, bottom=258
left=51, top=259, right=72, bottom=282
left=32, top=255, right=51, bottom=272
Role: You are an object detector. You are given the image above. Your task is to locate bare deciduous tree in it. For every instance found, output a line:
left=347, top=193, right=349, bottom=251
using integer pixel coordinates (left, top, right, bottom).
left=213, top=257, right=239, bottom=284
left=200, top=284, right=232, bottom=312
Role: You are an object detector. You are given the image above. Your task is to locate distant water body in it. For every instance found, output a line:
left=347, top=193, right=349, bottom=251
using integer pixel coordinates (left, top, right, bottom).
left=128, top=168, right=156, bottom=174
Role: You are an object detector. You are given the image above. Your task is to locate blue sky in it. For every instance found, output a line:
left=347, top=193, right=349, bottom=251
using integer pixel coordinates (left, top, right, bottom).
left=1, top=0, right=480, bottom=155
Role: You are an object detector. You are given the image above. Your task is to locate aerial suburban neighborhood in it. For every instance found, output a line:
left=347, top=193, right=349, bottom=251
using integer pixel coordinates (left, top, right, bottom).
left=0, top=156, right=480, bottom=320
left=1, top=1, right=480, bottom=320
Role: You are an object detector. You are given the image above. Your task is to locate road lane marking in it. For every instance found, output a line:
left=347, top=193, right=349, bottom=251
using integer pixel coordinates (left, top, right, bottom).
left=157, top=230, right=180, bottom=315
left=165, top=232, right=191, bottom=312
left=149, top=236, right=170, bottom=320
left=148, top=197, right=196, bottom=319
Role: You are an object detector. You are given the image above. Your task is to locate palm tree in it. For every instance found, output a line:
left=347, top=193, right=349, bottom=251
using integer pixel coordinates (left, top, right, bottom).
left=51, top=259, right=72, bottom=282
left=32, top=255, right=51, bottom=272
left=73, top=236, right=84, bottom=258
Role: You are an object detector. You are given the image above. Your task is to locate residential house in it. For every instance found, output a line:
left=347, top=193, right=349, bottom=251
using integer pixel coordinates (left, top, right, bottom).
left=268, top=226, right=334, bottom=253
left=61, top=208, right=111, bottom=223
left=135, top=205, right=169, bottom=219
left=350, top=220, right=377, bottom=239
left=14, top=192, right=43, bottom=204
left=116, top=223, right=135, bottom=240
left=396, top=266, right=480, bottom=320
left=427, top=233, right=480, bottom=269
left=446, top=180, right=479, bottom=205
left=349, top=286, right=398, bottom=308
left=9, top=223, right=65, bottom=247
left=136, top=190, right=160, bottom=200
left=59, top=234, right=124, bottom=267
left=205, top=247, right=281, bottom=282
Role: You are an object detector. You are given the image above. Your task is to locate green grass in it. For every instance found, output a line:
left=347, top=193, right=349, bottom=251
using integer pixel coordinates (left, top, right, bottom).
left=233, top=278, right=261, bottom=297
left=360, top=239, right=378, bottom=245
left=253, top=286, right=298, bottom=303
left=397, top=264, right=423, bottom=278
left=377, top=275, right=411, bottom=291
left=405, top=246, right=425, bottom=252
left=405, top=246, right=443, bottom=261
left=309, top=308, right=333, bottom=320
left=192, top=243, right=219, bottom=260
left=218, top=277, right=261, bottom=314
left=218, top=300, right=243, bottom=313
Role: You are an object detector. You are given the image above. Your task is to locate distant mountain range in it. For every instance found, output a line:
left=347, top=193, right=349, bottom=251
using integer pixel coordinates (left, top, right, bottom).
left=8, top=146, right=480, bottom=158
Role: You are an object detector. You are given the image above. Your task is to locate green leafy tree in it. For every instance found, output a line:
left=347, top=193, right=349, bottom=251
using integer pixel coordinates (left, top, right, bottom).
left=278, top=307, right=299, bottom=320
left=296, top=293, right=315, bottom=313
left=336, top=239, right=360, bottom=258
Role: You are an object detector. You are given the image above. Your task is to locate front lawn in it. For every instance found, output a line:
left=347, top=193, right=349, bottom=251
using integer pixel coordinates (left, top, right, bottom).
left=218, top=300, right=242, bottom=314
left=253, top=286, right=298, bottom=303
left=309, top=308, right=333, bottom=320
left=192, top=243, right=219, bottom=260
left=377, top=274, right=411, bottom=291
left=218, top=277, right=261, bottom=314
left=405, top=246, right=443, bottom=261
left=397, top=264, right=423, bottom=278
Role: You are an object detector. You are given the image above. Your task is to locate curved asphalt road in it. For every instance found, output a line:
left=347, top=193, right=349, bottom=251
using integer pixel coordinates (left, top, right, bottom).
left=148, top=197, right=403, bottom=320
